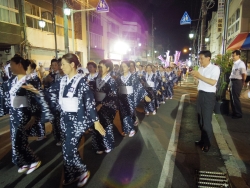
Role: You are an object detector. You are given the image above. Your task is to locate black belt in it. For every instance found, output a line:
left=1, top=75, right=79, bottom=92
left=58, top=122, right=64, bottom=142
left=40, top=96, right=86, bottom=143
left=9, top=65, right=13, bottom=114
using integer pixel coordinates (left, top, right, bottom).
left=230, top=79, right=242, bottom=81
left=199, top=90, right=215, bottom=94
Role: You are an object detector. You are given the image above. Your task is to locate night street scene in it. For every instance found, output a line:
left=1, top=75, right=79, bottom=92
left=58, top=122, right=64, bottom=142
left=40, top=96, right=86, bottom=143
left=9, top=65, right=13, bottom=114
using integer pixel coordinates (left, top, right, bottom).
left=0, top=0, right=250, bottom=187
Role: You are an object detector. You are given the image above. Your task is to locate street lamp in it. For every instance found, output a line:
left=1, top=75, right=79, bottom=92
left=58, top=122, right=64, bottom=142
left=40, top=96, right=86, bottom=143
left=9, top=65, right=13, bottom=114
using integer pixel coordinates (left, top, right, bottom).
left=183, top=49, right=188, bottom=53
left=38, top=20, right=46, bottom=28
left=189, top=47, right=192, bottom=50
left=138, top=43, right=142, bottom=47
left=64, top=7, right=95, bottom=55
left=205, top=37, right=210, bottom=43
left=189, top=33, right=194, bottom=39
left=38, top=11, right=58, bottom=58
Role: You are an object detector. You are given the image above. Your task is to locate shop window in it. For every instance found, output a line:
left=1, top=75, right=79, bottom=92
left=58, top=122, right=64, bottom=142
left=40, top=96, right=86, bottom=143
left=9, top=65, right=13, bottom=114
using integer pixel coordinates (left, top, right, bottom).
left=0, top=0, right=18, bottom=10
left=235, top=21, right=239, bottom=32
left=236, top=9, right=240, bottom=20
left=25, top=2, right=39, bottom=17
left=0, top=0, right=19, bottom=24
left=90, top=32, right=103, bottom=49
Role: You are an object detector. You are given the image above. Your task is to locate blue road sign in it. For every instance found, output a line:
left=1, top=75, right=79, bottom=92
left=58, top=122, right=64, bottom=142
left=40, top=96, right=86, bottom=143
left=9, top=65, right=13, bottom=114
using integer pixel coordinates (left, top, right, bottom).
left=180, top=11, right=191, bottom=25
left=96, top=0, right=109, bottom=13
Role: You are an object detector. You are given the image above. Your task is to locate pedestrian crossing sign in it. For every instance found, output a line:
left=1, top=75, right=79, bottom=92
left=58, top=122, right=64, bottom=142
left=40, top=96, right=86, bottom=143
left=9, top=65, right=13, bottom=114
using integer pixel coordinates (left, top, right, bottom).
left=180, top=11, right=191, bottom=25
left=96, top=0, right=109, bottom=13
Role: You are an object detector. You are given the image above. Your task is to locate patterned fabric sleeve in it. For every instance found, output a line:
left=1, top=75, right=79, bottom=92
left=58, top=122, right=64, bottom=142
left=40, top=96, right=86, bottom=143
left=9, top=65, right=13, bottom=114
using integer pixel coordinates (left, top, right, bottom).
left=44, top=80, right=60, bottom=114
left=78, top=79, right=99, bottom=126
left=172, top=72, right=178, bottom=83
left=133, top=75, right=147, bottom=106
left=101, top=78, right=118, bottom=111
left=0, top=84, right=4, bottom=116
left=33, top=90, right=54, bottom=123
left=155, top=75, right=161, bottom=91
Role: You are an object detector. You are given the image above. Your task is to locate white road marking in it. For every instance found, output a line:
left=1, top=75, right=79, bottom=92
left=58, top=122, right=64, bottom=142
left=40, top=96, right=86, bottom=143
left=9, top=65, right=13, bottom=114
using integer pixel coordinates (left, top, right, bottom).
left=157, top=94, right=189, bottom=188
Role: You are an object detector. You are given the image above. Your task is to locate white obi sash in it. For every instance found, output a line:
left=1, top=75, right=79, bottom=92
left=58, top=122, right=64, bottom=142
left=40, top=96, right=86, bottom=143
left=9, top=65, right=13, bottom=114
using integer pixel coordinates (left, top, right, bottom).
left=119, top=86, right=133, bottom=94
left=10, top=96, right=28, bottom=108
left=147, top=81, right=155, bottom=88
left=59, top=74, right=82, bottom=112
left=60, top=97, right=78, bottom=112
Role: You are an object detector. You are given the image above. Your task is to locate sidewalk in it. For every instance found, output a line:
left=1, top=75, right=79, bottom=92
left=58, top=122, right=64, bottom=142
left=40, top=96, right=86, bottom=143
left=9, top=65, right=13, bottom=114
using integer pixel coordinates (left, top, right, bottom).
left=215, top=96, right=250, bottom=187
left=175, top=76, right=250, bottom=188
left=171, top=78, right=228, bottom=187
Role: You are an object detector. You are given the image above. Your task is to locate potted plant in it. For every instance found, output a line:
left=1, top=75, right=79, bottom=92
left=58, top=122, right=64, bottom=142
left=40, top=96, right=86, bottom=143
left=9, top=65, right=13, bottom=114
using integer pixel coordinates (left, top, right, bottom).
left=212, top=52, right=233, bottom=115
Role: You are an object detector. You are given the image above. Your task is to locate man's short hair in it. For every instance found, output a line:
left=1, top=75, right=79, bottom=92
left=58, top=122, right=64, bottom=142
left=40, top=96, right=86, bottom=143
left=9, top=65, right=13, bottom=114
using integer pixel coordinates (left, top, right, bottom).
left=232, top=50, right=241, bottom=56
left=199, top=50, right=211, bottom=59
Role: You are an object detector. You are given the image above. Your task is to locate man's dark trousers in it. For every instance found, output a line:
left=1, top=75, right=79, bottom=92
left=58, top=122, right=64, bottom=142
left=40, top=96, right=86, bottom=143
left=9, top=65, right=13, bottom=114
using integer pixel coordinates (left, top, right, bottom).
left=197, top=90, right=216, bottom=147
left=230, top=79, right=243, bottom=117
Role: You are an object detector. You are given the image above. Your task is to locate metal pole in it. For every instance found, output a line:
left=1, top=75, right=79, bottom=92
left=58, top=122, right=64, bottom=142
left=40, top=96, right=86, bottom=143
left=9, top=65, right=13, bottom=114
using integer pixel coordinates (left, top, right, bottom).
left=86, top=0, right=90, bottom=61
left=71, top=11, right=75, bottom=54
left=52, top=0, right=58, bottom=58
left=200, top=0, right=207, bottom=51
left=63, top=1, right=69, bottom=53
left=151, top=14, right=154, bottom=63
left=222, top=0, right=229, bottom=54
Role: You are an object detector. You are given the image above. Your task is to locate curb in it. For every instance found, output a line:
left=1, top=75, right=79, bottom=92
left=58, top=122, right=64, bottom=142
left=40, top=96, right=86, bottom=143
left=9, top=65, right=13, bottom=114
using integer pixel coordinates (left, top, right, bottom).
left=212, top=114, right=249, bottom=188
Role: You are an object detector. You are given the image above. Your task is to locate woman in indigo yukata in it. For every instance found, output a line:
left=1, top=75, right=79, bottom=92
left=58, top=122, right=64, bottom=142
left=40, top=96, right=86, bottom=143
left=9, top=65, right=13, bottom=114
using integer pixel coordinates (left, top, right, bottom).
left=27, top=53, right=105, bottom=186
left=6, top=55, right=51, bottom=175
left=26, top=60, right=46, bottom=141
left=165, top=67, right=177, bottom=99
left=92, top=59, right=118, bottom=154
left=43, top=59, right=60, bottom=89
left=117, top=61, right=150, bottom=137
left=157, top=65, right=167, bottom=104
left=85, top=61, right=98, bottom=90
left=141, top=64, right=161, bottom=115
left=42, top=58, right=64, bottom=146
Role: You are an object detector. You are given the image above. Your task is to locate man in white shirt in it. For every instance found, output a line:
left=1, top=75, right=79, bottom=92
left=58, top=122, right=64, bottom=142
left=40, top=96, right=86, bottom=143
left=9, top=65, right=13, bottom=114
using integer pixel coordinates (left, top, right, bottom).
left=191, top=50, right=220, bottom=153
left=229, top=50, right=246, bottom=119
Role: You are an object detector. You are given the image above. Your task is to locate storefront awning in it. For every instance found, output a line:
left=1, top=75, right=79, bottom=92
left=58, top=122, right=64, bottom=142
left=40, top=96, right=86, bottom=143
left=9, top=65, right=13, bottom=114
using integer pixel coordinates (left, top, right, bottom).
left=227, top=33, right=250, bottom=50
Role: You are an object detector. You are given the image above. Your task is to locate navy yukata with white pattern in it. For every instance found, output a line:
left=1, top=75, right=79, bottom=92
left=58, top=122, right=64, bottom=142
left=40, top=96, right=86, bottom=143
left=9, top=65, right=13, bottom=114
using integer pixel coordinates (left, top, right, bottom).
left=116, top=73, right=147, bottom=134
left=4, top=75, right=51, bottom=168
left=141, top=73, right=161, bottom=113
left=165, top=71, right=178, bottom=98
left=44, top=79, right=63, bottom=143
left=156, top=71, right=168, bottom=102
left=52, top=74, right=99, bottom=184
left=92, top=74, right=118, bottom=152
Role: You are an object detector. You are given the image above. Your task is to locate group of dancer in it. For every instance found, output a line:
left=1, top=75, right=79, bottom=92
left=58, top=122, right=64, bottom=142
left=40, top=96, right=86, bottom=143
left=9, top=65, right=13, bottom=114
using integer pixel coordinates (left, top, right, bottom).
left=0, top=53, right=178, bottom=187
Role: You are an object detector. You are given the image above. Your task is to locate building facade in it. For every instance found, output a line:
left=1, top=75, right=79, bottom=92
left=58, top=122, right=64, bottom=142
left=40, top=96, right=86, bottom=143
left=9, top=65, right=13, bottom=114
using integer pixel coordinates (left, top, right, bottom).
left=0, top=0, right=151, bottom=67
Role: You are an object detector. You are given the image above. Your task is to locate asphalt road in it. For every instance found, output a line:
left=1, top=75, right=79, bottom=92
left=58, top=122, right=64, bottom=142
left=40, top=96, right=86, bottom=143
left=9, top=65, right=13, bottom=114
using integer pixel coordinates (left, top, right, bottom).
left=0, top=77, right=228, bottom=188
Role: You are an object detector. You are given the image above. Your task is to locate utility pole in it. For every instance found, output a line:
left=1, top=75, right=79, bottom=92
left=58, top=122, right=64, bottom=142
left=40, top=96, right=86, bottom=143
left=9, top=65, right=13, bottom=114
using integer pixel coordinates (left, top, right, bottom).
left=52, top=0, right=58, bottom=58
left=200, top=0, right=207, bottom=51
left=86, top=0, right=90, bottom=61
left=63, top=1, right=69, bottom=53
left=222, top=0, right=229, bottom=54
left=151, top=14, right=154, bottom=63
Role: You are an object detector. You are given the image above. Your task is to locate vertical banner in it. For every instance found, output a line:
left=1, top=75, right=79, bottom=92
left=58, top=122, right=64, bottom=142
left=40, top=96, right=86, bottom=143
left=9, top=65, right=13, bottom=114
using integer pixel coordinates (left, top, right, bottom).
left=217, top=0, right=224, bottom=33
left=157, top=55, right=165, bottom=65
left=166, top=50, right=170, bottom=67
left=174, top=51, right=181, bottom=65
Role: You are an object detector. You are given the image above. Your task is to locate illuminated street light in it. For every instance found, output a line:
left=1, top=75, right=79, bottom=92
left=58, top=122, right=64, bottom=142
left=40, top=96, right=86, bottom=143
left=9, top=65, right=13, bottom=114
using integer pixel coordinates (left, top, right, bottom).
left=64, top=8, right=71, bottom=16
left=189, top=33, right=194, bottom=39
left=183, top=49, right=188, bottom=53
left=114, top=41, right=129, bottom=55
left=154, top=51, right=157, bottom=53
left=205, top=37, right=210, bottom=43
left=138, top=43, right=142, bottom=47
left=38, top=20, right=46, bottom=28
left=189, top=47, right=192, bottom=50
